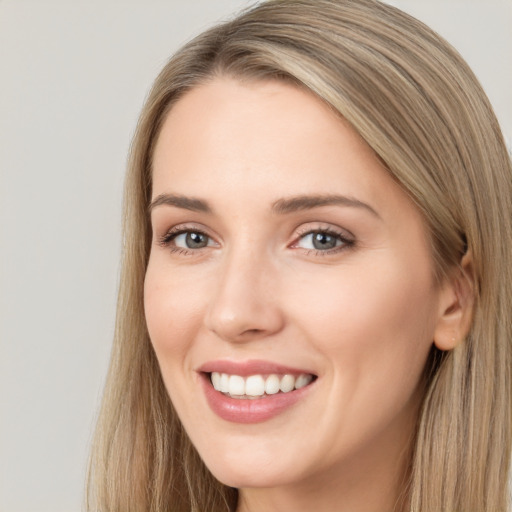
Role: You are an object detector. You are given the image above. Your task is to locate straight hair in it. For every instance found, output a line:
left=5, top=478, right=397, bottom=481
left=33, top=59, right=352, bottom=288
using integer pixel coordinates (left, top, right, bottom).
left=87, top=1, right=512, bottom=510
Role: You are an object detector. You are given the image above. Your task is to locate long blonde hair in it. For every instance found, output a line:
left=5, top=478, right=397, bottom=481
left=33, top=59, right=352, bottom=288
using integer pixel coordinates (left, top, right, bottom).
left=87, top=1, right=512, bottom=510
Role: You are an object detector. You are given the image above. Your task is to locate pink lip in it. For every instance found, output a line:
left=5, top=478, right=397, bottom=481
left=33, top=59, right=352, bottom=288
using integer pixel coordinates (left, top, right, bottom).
left=198, top=359, right=314, bottom=377
left=198, top=360, right=317, bottom=424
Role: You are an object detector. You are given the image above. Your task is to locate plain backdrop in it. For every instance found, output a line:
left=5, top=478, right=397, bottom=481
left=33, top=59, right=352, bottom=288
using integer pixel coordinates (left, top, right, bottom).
left=1, top=1, right=511, bottom=511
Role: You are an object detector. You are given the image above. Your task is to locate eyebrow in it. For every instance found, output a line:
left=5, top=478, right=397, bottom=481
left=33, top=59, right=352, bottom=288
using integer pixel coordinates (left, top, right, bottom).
left=271, top=194, right=380, bottom=218
left=148, top=192, right=380, bottom=218
left=149, top=193, right=212, bottom=214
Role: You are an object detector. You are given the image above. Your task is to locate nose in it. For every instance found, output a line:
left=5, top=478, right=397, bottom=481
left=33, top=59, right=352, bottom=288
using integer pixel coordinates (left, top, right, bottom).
left=204, top=249, right=285, bottom=343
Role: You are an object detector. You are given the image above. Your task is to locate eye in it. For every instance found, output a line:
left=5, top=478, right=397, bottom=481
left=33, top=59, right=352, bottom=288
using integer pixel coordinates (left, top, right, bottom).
left=158, top=226, right=217, bottom=253
left=294, top=228, right=354, bottom=253
left=173, top=231, right=211, bottom=249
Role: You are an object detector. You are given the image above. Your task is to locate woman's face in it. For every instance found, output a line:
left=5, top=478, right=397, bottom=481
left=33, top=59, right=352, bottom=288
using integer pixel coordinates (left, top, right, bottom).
left=145, top=78, right=447, bottom=493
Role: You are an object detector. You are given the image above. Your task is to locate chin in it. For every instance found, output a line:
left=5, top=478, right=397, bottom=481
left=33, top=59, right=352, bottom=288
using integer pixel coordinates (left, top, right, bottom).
left=210, top=466, right=293, bottom=490
left=200, top=447, right=302, bottom=489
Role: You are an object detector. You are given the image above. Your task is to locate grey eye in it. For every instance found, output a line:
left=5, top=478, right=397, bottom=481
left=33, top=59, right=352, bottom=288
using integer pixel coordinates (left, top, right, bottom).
left=297, top=231, right=343, bottom=251
left=174, top=231, right=211, bottom=249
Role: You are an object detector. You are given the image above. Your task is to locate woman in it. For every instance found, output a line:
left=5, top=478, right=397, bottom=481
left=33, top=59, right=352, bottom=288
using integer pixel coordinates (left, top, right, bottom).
left=87, top=1, right=512, bottom=511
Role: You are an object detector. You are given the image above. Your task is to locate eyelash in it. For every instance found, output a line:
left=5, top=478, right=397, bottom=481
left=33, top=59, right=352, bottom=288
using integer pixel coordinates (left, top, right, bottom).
left=292, top=226, right=355, bottom=256
left=157, top=224, right=355, bottom=256
left=157, top=225, right=213, bottom=255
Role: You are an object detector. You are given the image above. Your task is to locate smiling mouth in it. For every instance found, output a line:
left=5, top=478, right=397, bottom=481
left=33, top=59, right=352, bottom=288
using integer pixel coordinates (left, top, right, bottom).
left=208, top=372, right=317, bottom=399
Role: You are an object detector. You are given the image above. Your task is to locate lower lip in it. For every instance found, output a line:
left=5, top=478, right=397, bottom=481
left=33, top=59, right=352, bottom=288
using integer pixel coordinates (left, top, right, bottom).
left=200, top=374, right=315, bottom=424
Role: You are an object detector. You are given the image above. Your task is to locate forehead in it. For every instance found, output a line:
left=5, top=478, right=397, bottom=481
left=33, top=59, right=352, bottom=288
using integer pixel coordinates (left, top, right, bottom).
left=150, top=77, right=434, bottom=277
left=152, top=78, right=393, bottom=204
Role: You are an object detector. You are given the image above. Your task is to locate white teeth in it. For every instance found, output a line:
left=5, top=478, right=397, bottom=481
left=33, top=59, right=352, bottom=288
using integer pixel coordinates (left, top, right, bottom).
left=280, top=374, right=295, bottom=393
left=245, top=375, right=265, bottom=396
left=219, top=373, right=229, bottom=393
left=265, top=374, right=281, bottom=395
left=211, top=372, right=221, bottom=390
left=295, top=374, right=313, bottom=389
left=210, top=372, right=314, bottom=398
left=229, top=375, right=245, bottom=396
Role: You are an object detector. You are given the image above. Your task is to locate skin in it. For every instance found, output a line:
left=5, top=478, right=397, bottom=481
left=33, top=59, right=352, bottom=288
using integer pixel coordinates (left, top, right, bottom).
left=144, top=77, right=464, bottom=512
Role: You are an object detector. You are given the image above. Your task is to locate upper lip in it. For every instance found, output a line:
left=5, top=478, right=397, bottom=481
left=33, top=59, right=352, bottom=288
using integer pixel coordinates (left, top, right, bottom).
left=198, top=359, right=317, bottom=377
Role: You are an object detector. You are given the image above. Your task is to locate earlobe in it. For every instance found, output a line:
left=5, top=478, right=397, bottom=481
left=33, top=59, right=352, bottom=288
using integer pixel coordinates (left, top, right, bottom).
left=433, top=252, right=475, bottom=351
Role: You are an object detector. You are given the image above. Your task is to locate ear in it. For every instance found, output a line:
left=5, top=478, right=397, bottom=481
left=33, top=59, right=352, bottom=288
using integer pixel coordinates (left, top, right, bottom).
left=433, top=252, right=475, bottom=351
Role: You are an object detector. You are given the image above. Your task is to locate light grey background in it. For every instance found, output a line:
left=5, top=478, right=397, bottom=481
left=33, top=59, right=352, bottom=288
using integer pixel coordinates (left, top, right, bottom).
left=1, top=1, right=510, bottom=511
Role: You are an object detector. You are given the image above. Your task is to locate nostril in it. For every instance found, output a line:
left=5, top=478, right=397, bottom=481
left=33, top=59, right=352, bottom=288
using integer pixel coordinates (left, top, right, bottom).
left=244, top=328, right=263, bottom=335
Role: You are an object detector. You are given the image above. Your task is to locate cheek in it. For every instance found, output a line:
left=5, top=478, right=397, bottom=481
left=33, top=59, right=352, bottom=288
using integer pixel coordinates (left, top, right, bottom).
left=143, top=265, right=211, bottom=427
left=144, top=264, right=205, bottom=365
left=294, top=258, right=436, bottom=337
left=287, top=256, right=439, bottom=398
left=281, top=261, right=438, bottom=460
